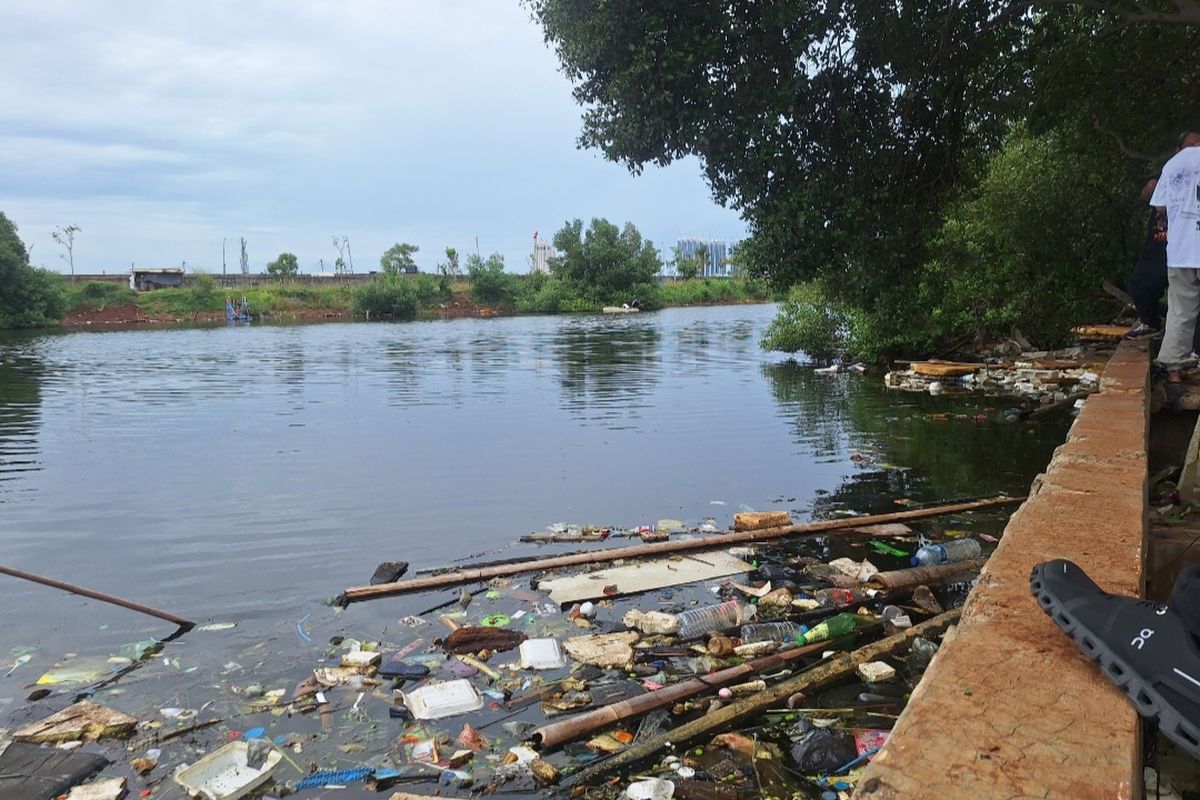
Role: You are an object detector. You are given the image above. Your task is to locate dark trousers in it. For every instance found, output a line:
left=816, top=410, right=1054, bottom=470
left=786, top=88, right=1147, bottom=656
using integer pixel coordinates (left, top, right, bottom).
left=1129, top=248, right=1168, bottom=329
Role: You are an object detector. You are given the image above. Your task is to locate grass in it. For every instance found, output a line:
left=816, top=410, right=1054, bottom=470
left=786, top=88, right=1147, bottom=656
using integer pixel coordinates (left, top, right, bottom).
left=63, top=276, right=776, bottom=324
left=659, top=277, right=776, bottom=306
left=66, top=281, right=138, bottom=310
left=133, top=283, right=353, bottom=318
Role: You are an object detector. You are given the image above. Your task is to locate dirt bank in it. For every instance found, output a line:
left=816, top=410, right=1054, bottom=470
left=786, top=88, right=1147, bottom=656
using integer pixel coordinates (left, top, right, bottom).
left=59, top=291, right=505, bottom=328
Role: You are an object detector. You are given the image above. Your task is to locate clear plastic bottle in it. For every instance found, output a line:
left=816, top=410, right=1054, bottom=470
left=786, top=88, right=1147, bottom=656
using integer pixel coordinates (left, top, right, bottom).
left=739, top=621, right=806, bottom=644
left=910, top=538, right=981, bottom=567
left=675, top=600, right=755, bottom=639
left=797, top=612, right=859, bottom=645
left=813, top=588, right=869, bottom=608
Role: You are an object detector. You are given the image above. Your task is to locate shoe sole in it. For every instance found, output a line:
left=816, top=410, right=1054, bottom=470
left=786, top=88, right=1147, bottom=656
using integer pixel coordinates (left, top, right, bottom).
left=1030, top=562, right=1200, bottom=760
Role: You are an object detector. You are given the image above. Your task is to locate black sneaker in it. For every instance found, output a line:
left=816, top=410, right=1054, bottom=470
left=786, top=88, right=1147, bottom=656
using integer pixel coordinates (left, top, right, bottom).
left=1030, top=559, right=1200, bottom=760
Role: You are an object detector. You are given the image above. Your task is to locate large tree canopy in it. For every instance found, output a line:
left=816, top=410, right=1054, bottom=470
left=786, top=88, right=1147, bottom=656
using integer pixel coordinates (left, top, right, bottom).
left=529, top=0, right=1200, bottom=354
left=550, top=218, right=662, bottom=299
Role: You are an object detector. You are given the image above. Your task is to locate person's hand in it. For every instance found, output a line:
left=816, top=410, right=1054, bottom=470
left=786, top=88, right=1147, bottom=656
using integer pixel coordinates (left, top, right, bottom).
left=1141, top=178, right=1159, bottom=203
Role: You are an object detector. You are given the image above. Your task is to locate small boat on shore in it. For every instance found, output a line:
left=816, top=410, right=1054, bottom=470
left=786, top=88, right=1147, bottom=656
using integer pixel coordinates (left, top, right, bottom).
left=602, top=306, right=640, bottom=314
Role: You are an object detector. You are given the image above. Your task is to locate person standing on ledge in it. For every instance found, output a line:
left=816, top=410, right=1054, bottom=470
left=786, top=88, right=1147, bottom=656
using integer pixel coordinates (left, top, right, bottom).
left=1151, top=131, right=1200, bottom=384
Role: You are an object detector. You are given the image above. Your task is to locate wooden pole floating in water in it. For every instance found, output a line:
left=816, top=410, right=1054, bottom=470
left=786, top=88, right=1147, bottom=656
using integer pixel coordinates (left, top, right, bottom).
left=531, top=636, right=840, bottom=751
left=341, top=495, right=1023, bottom=603
left=562, top=608, right=963, bottom=788
left=0, top=564, right=195, bottom=630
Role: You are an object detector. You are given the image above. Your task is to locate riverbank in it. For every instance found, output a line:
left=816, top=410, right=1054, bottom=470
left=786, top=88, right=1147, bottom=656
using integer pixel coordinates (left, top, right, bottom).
left=57, top=277, right=775, bottom=329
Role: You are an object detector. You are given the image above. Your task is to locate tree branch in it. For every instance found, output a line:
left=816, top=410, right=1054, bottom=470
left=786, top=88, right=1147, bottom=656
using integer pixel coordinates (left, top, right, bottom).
left=1028, top=0, right=1200, bottom=25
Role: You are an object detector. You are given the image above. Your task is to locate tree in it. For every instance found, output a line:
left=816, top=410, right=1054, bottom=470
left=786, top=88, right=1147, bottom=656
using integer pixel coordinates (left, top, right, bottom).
left=549, top=218, right=662, bottom=299
left=528, top=1, right=1200, bottom=355
left=437, top=246, right=461, bottom=278
left=466, top=252, right=511, bottom=305
left=1, top=212, right=68, bottom=329
left=51, top=224, right=80, bottom=276
left=266, top=252, right=299, bottom=276
left=673, top=245, right=702, bottom=281
left=381, top=242, right=419, bottom=275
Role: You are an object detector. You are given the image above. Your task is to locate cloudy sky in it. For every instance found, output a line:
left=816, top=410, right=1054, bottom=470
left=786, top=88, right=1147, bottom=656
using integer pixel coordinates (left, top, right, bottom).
left=0, top=1, right=746, bottom=275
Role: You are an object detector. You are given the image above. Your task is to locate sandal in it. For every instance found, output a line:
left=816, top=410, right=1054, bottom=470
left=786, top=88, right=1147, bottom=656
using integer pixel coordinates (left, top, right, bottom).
left=1030, top=560, right=1200, bottom=759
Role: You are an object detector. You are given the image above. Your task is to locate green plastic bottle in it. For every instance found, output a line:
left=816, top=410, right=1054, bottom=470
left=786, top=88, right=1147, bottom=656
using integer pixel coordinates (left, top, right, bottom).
left=796, top=612, right=859, bottom=645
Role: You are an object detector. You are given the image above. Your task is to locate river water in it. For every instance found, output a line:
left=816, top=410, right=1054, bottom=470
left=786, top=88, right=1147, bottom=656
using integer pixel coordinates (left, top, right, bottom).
left=0, top=304, right=1070, bottom=792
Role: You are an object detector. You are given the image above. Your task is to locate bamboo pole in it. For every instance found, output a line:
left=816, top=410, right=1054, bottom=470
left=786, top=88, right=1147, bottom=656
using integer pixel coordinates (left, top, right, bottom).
left=563, top=608, right=962, bottom=788
left=867, top=559, right=987, bottom=591
left=342, top=496, right=1021, bottom=603
left=532, top=637, right=839, bottom=751
left=0, top=564, right=194, bottom=629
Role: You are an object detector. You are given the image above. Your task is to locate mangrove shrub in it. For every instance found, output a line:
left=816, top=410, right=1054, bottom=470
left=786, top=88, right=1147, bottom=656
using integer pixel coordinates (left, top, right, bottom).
left=0, top=212, right=68, bottom=329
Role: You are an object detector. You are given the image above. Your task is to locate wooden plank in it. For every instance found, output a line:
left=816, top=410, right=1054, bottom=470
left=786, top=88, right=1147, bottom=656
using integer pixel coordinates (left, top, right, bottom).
left=14, top=701, right=137, bottom=744
left=1071, top=324, right=1129, bottom=339
left=733, top=511, right=791, bottom=531
left=910, top=361, right=982, bottom=377
left=538, top=552, right=752, bottom=604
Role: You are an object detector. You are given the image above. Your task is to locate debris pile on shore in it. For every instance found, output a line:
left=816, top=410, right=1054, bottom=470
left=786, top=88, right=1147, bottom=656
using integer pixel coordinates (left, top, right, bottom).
left=0, top=499, right=1016, bottom=799
left=884, top=346, right=1106, bottom=410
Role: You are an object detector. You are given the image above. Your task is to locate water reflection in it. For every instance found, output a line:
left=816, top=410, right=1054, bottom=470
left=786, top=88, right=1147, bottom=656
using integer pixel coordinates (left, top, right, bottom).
left=0, top=339, right=45, bottom=494
left=551, top=317, right=661, bottom=428
left=762, top=359, right=1066, bottom=517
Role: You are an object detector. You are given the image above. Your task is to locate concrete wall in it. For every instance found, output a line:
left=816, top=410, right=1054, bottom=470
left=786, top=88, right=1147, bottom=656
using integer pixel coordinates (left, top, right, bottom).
left=854, top=339, right=1149, bottom=800
left=68, top=273, right=379, bottom=289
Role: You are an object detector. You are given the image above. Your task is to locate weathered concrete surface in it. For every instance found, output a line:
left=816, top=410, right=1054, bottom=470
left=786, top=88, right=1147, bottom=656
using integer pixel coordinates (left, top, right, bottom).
left=854, top=339, right=1148, bottom=800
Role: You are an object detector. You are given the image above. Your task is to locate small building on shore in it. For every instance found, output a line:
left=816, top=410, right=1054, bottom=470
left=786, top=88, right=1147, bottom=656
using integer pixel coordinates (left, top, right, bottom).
left=132, top=268, right=184, bottom=291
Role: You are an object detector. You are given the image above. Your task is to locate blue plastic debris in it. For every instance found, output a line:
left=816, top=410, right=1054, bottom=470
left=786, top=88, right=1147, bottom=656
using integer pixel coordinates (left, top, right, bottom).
left=292, top=767, right=373, bottom=789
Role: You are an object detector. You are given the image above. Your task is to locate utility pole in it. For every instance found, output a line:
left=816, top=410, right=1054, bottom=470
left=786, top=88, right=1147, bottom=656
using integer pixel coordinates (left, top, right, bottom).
left=222, top=238, right=227, bottom=275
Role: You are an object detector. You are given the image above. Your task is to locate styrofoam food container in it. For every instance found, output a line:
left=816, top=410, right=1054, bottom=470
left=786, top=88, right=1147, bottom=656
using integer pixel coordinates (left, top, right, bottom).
left=401, top=679, right=483, bottom=720
left=626, top=777, right=675, bottom=800
left=172, top=741, right=281, bottom=800
left=519, top=638, right=566, bottom=670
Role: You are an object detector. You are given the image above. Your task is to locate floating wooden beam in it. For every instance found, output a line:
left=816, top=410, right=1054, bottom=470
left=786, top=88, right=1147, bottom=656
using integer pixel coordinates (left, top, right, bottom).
left=562, top=609, right=962, bottom=788
left=341, top=496, right=1023, bottom=603
left=0, top=564, right=194, bottom=630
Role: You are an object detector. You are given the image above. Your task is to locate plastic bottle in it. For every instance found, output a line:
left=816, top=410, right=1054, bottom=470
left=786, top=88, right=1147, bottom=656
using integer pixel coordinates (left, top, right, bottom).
left=675, top=600, right=754, bottom=639
left=910, top=538, right=982, bottom=567
left=739, top=621, right=806, bottom=644
left=797, top=612, right=859, bottom=645
left=813, top=588, right=869, bottom=608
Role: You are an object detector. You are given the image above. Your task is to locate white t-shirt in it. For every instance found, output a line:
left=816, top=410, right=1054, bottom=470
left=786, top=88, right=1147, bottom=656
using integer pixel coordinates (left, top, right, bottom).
left=1150, top=146, right=1200, bottom=268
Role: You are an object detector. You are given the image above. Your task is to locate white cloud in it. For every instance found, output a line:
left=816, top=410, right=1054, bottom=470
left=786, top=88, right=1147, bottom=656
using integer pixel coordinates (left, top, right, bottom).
left=0, top=1, right=747, bottom=273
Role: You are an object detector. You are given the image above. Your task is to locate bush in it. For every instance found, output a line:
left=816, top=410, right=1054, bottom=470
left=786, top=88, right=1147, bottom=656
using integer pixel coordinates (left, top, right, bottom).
left=514, top=273, right=570, bottom=313
left=467, top=253, right=515, bottom=306
left=189, top=273, right=220, bottom=316
left=0, top=267, right=68, bottom=328
left=0, top=212, right=69, bottom=329
left=912, top=126, right=1134, bottom=348
left=351, top=274, right=449, bottom=319
left=70, top=281, right=136, bottom=309
left=760, top=282, right=848, bottom=362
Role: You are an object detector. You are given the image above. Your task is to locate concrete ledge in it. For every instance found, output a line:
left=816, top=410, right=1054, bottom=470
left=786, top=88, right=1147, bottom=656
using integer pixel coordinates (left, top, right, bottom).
left=854, top=339, right=1149, bottom=800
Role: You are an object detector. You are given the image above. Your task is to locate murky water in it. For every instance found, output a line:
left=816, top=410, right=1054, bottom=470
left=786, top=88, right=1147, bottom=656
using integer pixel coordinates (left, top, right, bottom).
left=0, top=305, right=1070, bottom=794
